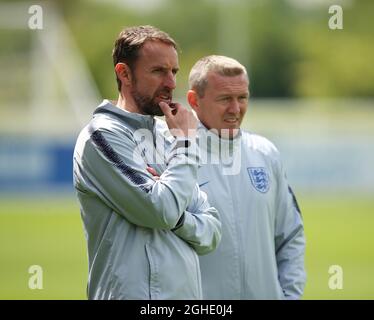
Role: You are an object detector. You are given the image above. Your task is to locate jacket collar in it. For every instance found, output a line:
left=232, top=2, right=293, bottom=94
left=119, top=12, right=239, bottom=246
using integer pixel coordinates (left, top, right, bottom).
left=197, top=121, right=242, bottom=155
left=93, top=99, right=155, bottom=131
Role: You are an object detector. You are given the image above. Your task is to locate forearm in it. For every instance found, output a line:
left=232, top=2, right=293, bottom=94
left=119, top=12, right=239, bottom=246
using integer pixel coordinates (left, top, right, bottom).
left=276, top=225, right=306, bottom=299
left=76, top=129, right=200, bottom=230
left=173, top=208, right=222, bottom=255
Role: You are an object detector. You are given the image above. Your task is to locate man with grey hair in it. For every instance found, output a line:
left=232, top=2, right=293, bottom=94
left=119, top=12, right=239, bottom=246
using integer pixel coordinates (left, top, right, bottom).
left=187, top=55, right=306, bottom=299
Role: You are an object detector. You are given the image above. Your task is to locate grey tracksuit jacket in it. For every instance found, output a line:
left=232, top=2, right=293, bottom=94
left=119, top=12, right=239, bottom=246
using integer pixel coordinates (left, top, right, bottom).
left=196, top=124, right=306, bottom=299
left=73, top=100, right=221, bottom=300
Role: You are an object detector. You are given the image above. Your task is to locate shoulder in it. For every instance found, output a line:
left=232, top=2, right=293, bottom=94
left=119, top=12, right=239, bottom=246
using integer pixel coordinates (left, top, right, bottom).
left=90, top=112, right=128, bottom=134
left=85, top=101, right=135, bottom=136
left=241, top=130, right=280, bottom=159
left=75, top=115, right=132, bottom=155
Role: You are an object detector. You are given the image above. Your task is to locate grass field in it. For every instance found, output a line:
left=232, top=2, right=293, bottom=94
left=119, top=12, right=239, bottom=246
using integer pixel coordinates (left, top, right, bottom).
left=0, top=195, right=373, bottom=300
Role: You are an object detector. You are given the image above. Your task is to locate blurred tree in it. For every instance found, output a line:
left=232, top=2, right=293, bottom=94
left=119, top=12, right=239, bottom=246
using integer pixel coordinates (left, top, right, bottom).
left=55, top=0, right=374, bottom=99
left=291, top=0, right=374, bottom=98
left=246, top=1, right=301, bottom=97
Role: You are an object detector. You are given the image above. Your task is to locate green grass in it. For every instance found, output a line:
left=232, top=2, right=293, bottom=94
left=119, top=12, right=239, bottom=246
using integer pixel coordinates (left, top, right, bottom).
left=0, top=195, right=373, bottom=299
left=0, top=197, right=87, bottom=299
left=301, top=195, right=374, bottom=299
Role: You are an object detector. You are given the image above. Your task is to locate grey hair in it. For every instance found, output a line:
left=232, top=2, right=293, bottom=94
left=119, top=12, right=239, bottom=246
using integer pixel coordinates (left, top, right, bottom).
left=188, top=55, right=248, bottom=97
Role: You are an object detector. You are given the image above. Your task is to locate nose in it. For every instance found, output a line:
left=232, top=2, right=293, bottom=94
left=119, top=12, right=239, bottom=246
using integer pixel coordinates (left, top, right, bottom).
left=227, top=99, right=241, bottom=114
left=164, top=71, right=176, bottom=90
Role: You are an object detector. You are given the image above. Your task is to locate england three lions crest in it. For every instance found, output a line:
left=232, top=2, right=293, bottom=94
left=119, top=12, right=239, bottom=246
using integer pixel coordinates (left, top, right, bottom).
left=248, top=167, right=270, bottom=193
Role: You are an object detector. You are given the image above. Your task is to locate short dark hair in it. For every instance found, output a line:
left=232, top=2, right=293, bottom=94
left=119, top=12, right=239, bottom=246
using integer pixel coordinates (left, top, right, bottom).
left=112, top=25, right=177, bottom=91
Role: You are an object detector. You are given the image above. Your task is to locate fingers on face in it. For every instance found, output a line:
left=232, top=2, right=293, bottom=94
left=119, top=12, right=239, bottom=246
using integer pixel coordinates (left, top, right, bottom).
left=158, top=101, right=171, bottom=116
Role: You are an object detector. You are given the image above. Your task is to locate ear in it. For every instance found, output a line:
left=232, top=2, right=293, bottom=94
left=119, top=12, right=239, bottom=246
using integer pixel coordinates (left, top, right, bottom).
left=187, top=90, right=199, bottom=111
left=115, top=63, right=132, bottom=86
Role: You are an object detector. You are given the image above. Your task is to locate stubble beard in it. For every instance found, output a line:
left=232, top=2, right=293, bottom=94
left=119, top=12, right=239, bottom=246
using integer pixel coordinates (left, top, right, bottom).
left=130, top=78, right=165, bottom=116
left=131, top=90, right=164, bottom=116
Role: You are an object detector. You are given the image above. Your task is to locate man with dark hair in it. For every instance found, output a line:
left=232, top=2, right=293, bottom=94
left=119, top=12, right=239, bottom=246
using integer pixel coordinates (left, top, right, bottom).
left=73, top=26, right=221, bottom=300
left=187, top=55, right=306, bottom=299
left=112, top=25, right=177, bottom=93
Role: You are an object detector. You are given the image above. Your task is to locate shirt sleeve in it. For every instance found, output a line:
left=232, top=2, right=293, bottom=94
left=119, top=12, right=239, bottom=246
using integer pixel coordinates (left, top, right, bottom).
left=73, top=125, right=200, bottom=230
left=172, top=185, right=222, bottom=255
left=274, top=155, right=307, bottom=299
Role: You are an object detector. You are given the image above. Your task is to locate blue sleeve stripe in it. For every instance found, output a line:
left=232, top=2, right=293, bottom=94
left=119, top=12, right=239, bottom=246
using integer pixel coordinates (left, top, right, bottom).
left=288, top=185, right=302, bottom=216
left=89, top=126, right=151, bottom=192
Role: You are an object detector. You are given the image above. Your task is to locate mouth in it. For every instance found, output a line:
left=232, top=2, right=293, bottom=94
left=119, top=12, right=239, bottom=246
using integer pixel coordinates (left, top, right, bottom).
left=224, top=118, right=239, bottom=124
left=156, top=92, right=172, bottom=104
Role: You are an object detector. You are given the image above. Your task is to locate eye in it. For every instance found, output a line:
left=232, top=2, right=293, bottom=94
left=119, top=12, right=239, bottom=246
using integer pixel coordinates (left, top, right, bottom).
left=219, top=96, right=231, bottom=102
left=152, top=68, right=164, bottom=74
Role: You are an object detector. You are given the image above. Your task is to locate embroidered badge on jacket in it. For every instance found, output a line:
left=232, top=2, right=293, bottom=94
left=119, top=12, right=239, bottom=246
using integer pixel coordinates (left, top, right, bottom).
left=247, top=167, right=270, bottom=193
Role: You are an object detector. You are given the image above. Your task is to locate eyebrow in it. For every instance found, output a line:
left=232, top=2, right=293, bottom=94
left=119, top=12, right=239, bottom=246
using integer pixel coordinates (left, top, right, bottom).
left=151, top=65, right=179, bottom=73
